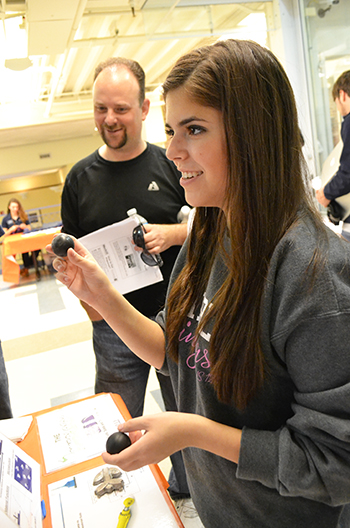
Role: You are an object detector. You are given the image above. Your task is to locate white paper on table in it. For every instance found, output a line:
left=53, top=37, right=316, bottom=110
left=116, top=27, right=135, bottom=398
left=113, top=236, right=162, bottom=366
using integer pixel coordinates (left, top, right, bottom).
left=0, top=432, right=42, bottom=528
left=0, top=416, right=33, bottom=443
left=22, top=227, right=60, bottom=237
left=79, top=217, right=163, bottom=295
left=48, top=464, right=179, bottom=528
left=36, top=394, right=126, bottom=473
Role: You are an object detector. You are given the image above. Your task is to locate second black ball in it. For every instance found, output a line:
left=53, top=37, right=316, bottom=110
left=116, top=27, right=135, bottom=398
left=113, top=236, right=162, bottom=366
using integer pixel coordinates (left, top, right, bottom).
left=51, top=233, right=75, bottom=257
left=106, top=432, right=131, bottom=454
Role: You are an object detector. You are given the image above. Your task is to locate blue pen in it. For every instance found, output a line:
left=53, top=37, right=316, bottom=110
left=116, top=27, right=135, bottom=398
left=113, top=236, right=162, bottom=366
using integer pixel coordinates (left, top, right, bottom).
left=41, top=500, right=47, bottom=519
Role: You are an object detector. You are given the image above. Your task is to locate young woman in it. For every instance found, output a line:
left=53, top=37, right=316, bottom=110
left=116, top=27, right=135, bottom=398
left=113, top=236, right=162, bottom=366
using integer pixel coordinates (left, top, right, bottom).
left=1, top=198, right=32, bottom=276
left=50, top=40, right=350, bottom=527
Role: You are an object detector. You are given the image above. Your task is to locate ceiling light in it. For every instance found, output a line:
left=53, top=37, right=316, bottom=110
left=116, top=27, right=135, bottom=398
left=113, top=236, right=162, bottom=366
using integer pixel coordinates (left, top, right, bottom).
left=5, top=57, right=33, bottom=71
left=3, top=15, right=30, bottom=61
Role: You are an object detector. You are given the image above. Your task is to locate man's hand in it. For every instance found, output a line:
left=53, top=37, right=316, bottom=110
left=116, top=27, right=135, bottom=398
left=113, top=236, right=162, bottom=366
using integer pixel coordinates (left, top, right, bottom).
left=143, top=223, right=187, bottom=253
left=316, top=188, right=331, bottom=207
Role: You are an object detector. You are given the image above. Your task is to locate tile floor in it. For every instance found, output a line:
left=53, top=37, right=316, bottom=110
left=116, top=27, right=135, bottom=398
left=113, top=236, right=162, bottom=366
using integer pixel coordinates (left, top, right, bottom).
left=0, top=267, right=171, bottom=480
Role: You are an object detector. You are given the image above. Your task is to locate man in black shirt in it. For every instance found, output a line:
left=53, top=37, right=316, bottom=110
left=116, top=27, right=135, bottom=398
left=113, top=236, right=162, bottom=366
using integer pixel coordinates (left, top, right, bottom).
left=316, top=70, right=350, bottom=240
left=61, top=58, right=191, bottom=501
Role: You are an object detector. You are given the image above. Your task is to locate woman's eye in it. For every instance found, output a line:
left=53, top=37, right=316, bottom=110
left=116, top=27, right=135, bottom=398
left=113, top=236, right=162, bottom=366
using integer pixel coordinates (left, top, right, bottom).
left=165, top=128, right=174, bottom=137
left=188, top=125, right=204, bottom=135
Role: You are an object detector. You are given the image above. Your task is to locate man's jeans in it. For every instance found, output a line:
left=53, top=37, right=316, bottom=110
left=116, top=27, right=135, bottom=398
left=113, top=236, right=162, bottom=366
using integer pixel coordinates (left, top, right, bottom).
left=92, top=319, right=190, bottom=499
left=0, top=341, right=13, bottom=420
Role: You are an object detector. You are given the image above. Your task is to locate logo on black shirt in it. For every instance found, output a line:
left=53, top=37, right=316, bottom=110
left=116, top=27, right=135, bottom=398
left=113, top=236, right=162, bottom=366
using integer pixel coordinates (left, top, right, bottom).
left=148, top=181, right=160, bottom=191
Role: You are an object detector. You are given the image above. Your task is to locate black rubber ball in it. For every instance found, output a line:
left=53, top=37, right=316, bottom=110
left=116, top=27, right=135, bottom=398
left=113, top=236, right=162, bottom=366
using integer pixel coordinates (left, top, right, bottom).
left=52, top=234, right=74, bottom=257
left=106, top=432, right=131, bottom=454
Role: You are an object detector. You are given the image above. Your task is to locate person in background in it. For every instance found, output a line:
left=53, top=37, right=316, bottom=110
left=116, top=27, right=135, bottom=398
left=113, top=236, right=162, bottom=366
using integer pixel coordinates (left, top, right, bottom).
left=60, top=57, right=192, bottom=509
left=316, top=70, right=350, bottom=240
left=1, top=198, right=33, bottom=277
left=52, top=39, right=350, bottom=527
left=0, top=227, right=13, bottom=420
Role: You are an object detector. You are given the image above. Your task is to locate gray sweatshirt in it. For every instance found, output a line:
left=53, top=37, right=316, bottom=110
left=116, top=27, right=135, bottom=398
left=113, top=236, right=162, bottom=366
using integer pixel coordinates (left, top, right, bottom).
left=157, top=215, right=350, bottom=527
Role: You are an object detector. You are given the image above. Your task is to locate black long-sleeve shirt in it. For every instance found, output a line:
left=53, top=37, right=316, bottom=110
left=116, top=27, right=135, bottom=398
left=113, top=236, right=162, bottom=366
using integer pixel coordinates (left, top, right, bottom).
left=324, top=112, right=350, bottom=222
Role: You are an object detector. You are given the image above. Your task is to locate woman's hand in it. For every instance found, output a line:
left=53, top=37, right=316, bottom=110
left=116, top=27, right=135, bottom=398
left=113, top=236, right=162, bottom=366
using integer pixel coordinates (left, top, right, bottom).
left=48, top=236, right=167, bottom=370
left=8, top=225, right=18, bottom=234
left=102, top=412, right=242, bottom=472
left=102, top=412, right=192, bottom=472
left=47, top=237, right=113, bottom=307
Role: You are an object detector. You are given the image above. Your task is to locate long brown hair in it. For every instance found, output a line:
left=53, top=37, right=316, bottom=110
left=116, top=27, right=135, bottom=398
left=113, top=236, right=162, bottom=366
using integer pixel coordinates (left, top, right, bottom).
left=163, top=40, right=326, bottom=410
left=7, top=198, right=28, bottom=223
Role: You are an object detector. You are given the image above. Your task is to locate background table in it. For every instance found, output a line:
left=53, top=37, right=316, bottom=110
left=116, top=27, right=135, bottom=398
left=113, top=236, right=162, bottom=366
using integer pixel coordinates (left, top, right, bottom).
left=1, top=227, right=60, bottom=283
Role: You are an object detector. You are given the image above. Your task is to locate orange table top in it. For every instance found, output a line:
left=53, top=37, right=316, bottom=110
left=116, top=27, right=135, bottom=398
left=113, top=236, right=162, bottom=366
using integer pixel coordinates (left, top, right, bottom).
left=2, top=227, right=61, bottom=256
left=1, top=227, right=61, bottom=283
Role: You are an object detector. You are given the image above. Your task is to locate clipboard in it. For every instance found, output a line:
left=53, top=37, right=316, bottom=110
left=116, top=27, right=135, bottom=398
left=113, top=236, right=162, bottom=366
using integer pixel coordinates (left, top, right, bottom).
left=16, top=393, right=183, bottom=528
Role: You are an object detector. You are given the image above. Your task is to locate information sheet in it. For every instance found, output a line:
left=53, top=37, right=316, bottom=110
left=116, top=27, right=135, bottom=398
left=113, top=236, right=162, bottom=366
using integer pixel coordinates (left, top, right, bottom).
left=0, top=432, right=42, bottom=528
left=36, top=394, right=125, bottom=473
left=79, top=217, right=163, bottom=294
left=48, top=464, right=180, bottom=528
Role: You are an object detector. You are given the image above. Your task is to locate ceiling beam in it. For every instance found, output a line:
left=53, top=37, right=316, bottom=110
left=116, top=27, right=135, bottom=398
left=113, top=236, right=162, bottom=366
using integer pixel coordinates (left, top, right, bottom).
left=44, top=0, right=88, bottom=117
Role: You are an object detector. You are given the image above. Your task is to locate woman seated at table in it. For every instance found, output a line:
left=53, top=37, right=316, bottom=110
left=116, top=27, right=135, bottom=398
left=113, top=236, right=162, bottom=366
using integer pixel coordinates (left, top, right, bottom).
left=1, top=198, right=37, bottom=277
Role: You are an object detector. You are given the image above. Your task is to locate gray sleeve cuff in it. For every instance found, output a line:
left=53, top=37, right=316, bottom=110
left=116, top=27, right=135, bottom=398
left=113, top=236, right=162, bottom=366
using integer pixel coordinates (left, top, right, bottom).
left=236, top=427, right=280, bottom=489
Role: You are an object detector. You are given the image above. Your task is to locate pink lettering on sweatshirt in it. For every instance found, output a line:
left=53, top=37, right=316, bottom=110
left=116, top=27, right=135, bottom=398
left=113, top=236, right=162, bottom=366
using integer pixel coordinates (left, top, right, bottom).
left=178, top=296, right=212, bottom=383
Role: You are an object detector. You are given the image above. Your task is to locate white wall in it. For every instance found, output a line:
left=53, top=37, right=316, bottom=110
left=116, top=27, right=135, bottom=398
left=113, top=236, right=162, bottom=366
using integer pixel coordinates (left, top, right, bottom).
left=267, top=0, right=317, bottom=179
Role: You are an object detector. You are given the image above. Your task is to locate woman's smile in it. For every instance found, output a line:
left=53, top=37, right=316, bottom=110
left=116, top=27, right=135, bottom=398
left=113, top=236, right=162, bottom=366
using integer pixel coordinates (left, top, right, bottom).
left=180, top=170, right=203, bottom=180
